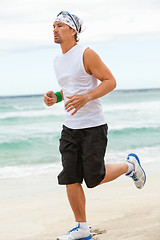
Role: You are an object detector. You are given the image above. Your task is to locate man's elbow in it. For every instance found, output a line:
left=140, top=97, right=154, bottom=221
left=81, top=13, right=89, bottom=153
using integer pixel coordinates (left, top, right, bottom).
left=111, top=77, right=117, bottom=90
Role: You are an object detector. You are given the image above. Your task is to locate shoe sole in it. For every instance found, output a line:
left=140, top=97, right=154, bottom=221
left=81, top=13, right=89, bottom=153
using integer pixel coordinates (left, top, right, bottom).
left=127, top=153, right=146, bottom=187
left=57, top=234, right=92, bottom=240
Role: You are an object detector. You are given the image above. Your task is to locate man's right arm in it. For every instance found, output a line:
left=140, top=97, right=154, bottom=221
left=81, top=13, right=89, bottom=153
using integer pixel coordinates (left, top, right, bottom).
left=44, top=90, right=63, bottom=106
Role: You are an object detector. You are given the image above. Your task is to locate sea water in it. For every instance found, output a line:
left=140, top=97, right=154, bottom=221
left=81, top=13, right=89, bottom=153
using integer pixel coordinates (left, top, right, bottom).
left=0, top=89, right=160, bottom=199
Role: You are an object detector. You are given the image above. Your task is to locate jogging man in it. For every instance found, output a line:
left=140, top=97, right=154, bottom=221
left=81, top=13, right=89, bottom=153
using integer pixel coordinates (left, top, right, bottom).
left=44, top=11, right=146, bottom=240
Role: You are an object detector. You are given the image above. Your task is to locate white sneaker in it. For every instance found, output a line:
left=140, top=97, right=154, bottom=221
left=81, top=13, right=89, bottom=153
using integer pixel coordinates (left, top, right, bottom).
left=126, top=153, right=146, bottom=189
left=57, top=225, right=92, bottom=240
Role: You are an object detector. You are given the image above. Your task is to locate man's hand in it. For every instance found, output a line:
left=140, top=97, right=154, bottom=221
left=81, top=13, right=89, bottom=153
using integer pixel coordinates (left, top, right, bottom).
left=65, top=94, right=90, bottom=115
left=43, top=91, right=57, bottom=106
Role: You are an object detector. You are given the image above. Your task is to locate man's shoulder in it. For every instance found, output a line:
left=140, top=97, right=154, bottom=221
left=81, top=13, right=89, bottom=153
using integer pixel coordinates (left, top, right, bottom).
left=83, top=48, right=97, bottom=57
left=83, top=48, right=100, bottom=65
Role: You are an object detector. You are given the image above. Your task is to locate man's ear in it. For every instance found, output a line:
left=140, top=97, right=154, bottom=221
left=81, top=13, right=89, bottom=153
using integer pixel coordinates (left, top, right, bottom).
left=71, top=28, right=77, bottom=36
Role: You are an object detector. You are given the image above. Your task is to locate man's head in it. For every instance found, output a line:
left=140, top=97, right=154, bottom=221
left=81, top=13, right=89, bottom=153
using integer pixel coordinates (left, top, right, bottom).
left=53, top=11, right=83, bottom=44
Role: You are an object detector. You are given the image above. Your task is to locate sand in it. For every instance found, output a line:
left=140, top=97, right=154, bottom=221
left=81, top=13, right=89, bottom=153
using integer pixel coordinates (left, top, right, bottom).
left=0, top=173, right=160, bottom=240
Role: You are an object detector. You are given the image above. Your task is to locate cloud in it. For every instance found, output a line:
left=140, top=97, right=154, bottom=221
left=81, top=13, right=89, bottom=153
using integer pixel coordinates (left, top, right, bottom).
left=0, top=0, right=160, bottom=52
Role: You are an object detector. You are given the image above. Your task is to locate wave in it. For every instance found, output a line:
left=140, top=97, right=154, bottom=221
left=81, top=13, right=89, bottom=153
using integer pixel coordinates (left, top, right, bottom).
left=107, top=126, right=160, bottom=151
left=0, top=108, right=65, bottom=120
left=0, top=145, right=160, bottom=179
left=0, top=162, right=61, bottom=179
left=0, top=125, right=159, bottom=168
left=102, top=100, right=160, bottom=112
left=105, top=145, right=160, bottom=164
left=2, top=100, right=159, bottom=119
left=0, top=125, right=159, bottom=145
left=0, top=133, right=60, bottom=147
left=0, top=134, right=61, bottom=167
left=0, top=105, right=18, bottom=112
left=109, top=126, right=160, bottom=135
left=1, top=94, right=160, bottom=120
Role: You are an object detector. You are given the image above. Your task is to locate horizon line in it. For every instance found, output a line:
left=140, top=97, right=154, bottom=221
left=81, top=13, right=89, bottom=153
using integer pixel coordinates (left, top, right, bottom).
left=0, top=88, right=160, bottom=99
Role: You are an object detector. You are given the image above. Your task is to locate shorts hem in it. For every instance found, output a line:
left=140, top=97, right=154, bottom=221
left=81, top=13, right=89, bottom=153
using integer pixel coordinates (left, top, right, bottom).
left=58, top=180, right=83, bottom=185
left=85, top=172, right=106, bottom=188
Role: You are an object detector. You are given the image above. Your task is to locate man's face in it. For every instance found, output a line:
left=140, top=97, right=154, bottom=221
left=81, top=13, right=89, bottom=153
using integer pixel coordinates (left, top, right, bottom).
left=53, top=21, right=74, bottom=44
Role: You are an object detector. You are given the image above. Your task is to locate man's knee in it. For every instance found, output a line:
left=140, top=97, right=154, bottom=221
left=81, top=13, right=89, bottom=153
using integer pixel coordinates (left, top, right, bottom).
left=66, top=183, right=81, bottom=190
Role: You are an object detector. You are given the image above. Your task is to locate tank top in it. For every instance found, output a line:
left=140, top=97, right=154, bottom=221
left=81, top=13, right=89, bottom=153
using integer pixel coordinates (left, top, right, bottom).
left=54, top=44, right=106, bottom=129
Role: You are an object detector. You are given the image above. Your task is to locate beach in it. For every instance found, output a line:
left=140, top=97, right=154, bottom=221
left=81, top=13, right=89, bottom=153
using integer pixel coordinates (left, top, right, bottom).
left=0, top=167, right=160, bottom=240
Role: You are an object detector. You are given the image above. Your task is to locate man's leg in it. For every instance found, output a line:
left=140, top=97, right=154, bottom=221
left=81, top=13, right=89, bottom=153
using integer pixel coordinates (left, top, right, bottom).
left=66, top=183, right=86, bottom=222
left=101, top=163, right=128, bottom=184
left=101, top=154, right=146, bottom=189
left=66, top=163, right=128, bottom=221
left=57, top=183, right=92, bottom=239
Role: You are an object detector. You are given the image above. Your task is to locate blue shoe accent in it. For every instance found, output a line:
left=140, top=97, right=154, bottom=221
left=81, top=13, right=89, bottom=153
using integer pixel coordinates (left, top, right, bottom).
left=66, top=225, right=92, bottom=239
left=131, top=172, right=139, bottom=181
left=67, top=226, right=79, bottom=235
left=127, top=153, right=140, bottom=164
left=126, top=153, right=146, bottom=185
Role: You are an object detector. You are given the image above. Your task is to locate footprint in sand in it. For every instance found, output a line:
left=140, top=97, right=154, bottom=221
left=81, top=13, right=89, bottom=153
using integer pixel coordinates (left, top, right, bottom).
left=90, top=228, right=106, bottom=239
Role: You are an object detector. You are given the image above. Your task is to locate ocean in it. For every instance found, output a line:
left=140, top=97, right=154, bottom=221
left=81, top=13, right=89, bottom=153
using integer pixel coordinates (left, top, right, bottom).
left=0, top=89, right=160, bottom=199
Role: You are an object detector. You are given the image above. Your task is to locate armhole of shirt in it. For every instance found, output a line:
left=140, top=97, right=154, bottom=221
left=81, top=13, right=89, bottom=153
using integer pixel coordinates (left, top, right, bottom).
left=82, top=47, right=92, bottom=76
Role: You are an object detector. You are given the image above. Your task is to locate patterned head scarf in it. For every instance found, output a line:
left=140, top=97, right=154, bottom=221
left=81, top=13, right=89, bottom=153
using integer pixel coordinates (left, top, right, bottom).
left=54, top=11, right=84, bottom=34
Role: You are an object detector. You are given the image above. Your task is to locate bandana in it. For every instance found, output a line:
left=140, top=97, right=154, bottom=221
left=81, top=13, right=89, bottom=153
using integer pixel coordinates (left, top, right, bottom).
left=54, top=11, right=84, bottom=34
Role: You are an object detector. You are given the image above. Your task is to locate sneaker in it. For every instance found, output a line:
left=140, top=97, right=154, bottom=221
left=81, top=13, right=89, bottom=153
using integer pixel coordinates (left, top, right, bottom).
left=57, top=224, right=92, bottom=240
left=125, top=153, right=146, bottom=189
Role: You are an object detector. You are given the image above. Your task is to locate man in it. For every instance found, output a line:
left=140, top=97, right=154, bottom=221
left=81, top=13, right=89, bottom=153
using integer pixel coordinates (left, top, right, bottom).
left=44, top=11, right=146, bottom=240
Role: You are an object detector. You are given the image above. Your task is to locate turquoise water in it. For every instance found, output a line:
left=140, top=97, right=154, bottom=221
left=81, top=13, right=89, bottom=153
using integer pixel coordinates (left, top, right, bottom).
left=0, top=89, right=160, bottom=179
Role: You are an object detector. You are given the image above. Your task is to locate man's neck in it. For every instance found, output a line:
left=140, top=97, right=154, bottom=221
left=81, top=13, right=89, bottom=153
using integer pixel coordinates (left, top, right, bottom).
left=60, top=41, right=77, bottom=54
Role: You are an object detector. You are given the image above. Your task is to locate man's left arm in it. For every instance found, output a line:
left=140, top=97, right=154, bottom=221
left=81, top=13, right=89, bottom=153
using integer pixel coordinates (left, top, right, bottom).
left=65, top=48, right=116, bottom=115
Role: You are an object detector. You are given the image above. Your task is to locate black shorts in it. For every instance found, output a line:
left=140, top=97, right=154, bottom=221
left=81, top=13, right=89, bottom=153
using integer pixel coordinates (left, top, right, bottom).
left=58, top=124, right=108, bottom=188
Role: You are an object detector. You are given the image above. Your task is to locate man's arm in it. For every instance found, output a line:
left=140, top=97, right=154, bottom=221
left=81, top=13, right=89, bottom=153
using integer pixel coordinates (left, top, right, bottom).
left=65, top=48, right=116, bottom=115
left=44, top=90, right=63, bottom=106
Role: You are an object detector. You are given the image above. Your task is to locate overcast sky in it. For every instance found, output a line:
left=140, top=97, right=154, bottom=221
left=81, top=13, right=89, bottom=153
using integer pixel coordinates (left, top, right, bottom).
left=0, top=0, right=160, bottom=96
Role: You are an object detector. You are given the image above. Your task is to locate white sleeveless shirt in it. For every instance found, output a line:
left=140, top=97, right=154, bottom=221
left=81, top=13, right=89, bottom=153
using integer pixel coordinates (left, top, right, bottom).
left=54, top=44, right=106, bottom=129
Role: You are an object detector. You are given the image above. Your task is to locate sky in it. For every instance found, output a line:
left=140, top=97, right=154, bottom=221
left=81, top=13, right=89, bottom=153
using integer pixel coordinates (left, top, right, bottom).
left=0, top=0, right=160, bottom=96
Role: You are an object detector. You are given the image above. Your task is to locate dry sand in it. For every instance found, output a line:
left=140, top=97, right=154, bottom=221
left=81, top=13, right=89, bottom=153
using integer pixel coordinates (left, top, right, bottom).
left=0, top=173, right=160, bottom=240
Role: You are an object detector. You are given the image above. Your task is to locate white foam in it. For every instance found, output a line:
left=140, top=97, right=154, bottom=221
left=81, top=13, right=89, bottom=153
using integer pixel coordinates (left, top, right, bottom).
left=0, top=145, right=159, bottom=179
left=0, top=162, right=62, bottom=179
left=102, top=100, right=160, bottom=113
left=0, top=104, right=65, bottom=119
left=105, top=146, right=160, bottom=164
